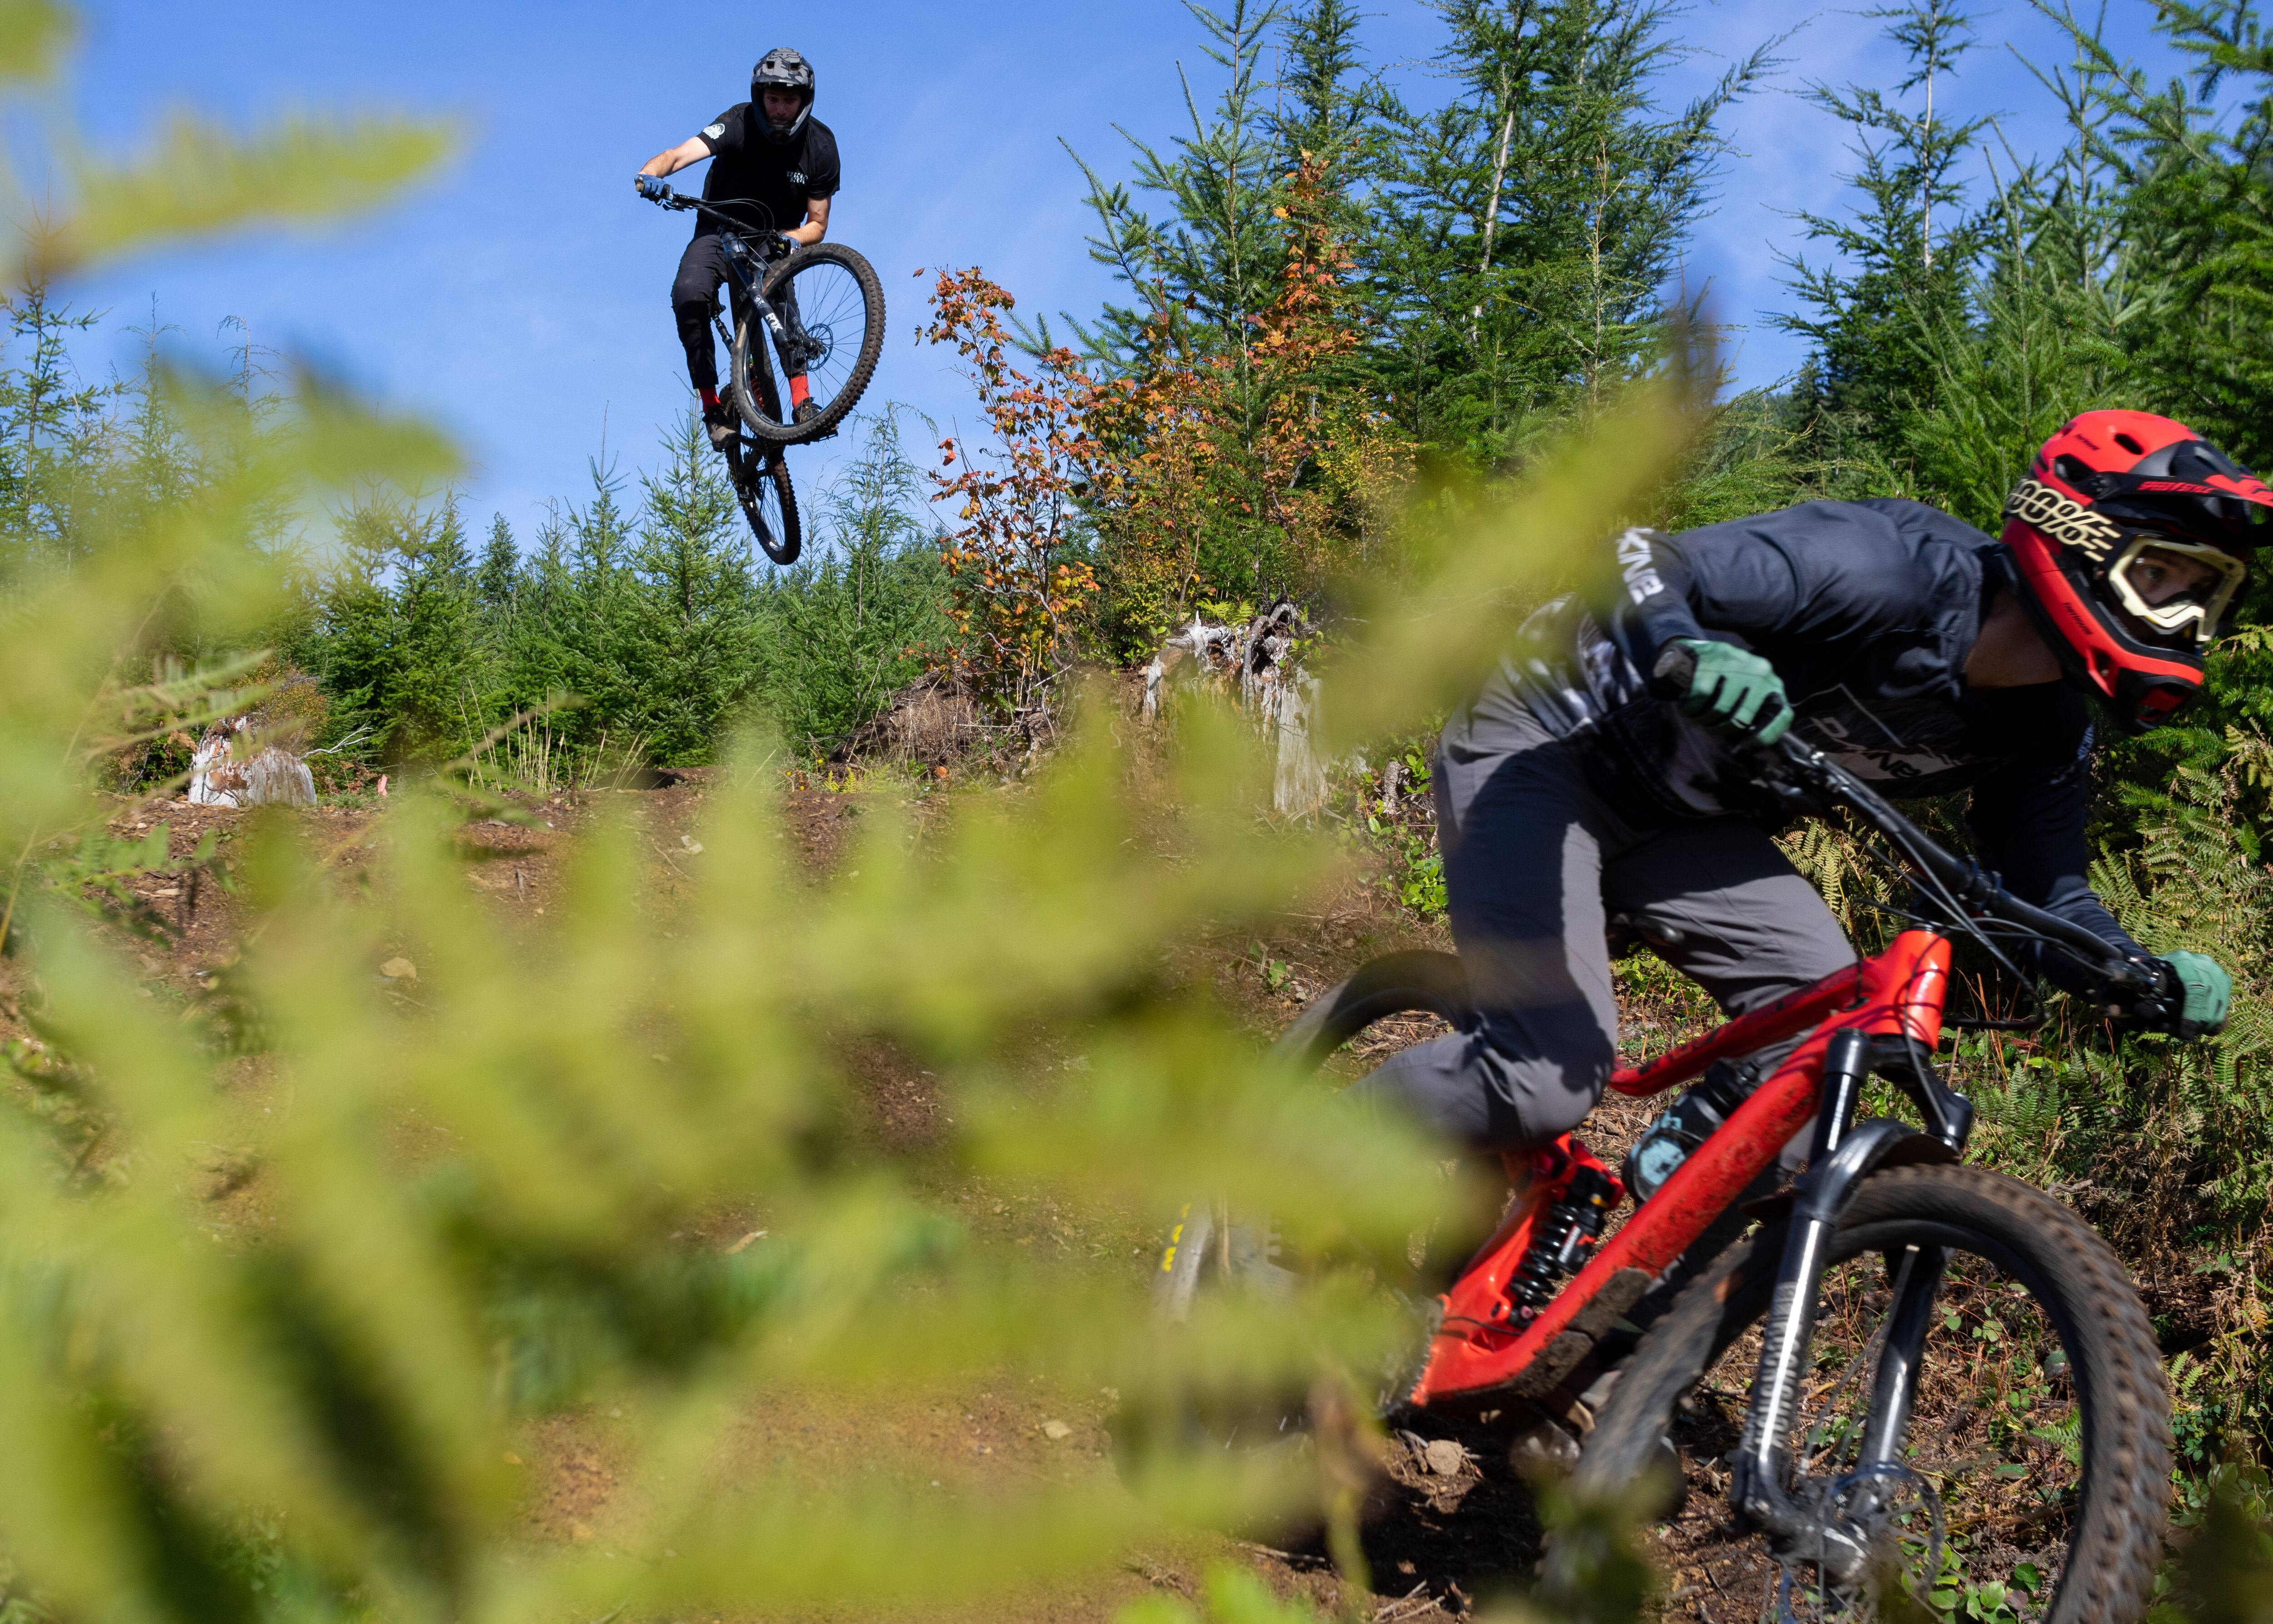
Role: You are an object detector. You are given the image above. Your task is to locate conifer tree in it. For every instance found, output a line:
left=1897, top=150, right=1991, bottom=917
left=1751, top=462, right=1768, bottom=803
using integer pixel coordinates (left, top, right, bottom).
left=2085, top=0, right=2273, bottom=468
left=1067, top=0, right=1292, bottom=419
left=1778, top=0, right=1986, bottom=481
left=476, top=512, right=520, bottom=623
left=619, top=415, right=762, bottom=764
left=751, top=410, right=948, bottom=754
left=387, top=494, right=485, bottom=754
left=1268, top=0, right=1383, bottom=224
left=0, top=281, right=109, bottom=575
left=1369, top=0, right=1777, bottom=456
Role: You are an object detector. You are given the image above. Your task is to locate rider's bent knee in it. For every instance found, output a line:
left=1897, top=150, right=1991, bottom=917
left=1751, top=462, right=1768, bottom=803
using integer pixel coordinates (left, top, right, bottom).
left=1471, top=1025, right=1612, bottom=1149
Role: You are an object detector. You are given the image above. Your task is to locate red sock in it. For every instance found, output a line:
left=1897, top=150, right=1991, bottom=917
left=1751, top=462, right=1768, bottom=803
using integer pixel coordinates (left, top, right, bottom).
left=789, top=374, right=811, bottom=409
left=700, top=386, right=719, bottom=411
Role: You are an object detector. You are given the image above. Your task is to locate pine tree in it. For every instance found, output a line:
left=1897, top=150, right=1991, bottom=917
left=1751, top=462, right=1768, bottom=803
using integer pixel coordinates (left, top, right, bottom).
left=1369, top=0, right=1778, bottom=456
left=1066, top=0, right=1292, bottom=422
left=388, top=493, right=486, bottom=756
left=620, top=415, right=761, bottom=764
left=1268, top=0, right=1383, bottom=226
left=476, top=512, right=520, bottom=623
left=2083, top=0, right=2273, bottom=470
left=530, top=461, right=642, bottom=748
left=0, top=281, right=110, bottom=576
left=1777, top=0, right=1987, bottom=482
left=751, top=410, right=948, bottom=753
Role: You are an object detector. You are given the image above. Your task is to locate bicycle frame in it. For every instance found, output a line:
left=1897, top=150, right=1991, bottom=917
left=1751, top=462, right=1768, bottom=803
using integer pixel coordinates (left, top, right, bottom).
left=1408, top=927, right=1955, bottom=1410
left=666, top=195, right=804, bottom=404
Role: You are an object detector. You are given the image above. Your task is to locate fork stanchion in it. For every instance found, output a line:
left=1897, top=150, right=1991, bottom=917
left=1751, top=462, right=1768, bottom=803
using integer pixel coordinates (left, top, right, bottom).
left=1732, top=1027, right=1875, bottom=1582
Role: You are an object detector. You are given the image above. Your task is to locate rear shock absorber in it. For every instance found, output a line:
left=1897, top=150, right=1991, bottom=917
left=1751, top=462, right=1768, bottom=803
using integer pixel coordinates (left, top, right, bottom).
left=1507, top=1142, right=1625, bottom=1322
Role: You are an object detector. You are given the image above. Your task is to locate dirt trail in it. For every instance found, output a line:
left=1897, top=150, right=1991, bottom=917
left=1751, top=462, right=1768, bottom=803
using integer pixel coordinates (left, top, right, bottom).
left=4, top=775, right=1732, bottom=1622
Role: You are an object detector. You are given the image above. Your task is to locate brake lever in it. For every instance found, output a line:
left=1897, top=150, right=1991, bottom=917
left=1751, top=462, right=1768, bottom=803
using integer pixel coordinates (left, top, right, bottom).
left=2094, top=954, right=2176, bottom=1027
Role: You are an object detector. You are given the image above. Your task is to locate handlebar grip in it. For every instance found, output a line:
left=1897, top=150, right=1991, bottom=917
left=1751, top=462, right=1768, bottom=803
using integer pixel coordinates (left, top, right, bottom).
left=1649, top=640, right=1698, bottom=699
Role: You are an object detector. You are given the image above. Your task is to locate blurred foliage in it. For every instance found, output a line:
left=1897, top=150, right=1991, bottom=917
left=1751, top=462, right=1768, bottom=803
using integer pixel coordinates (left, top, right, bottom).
left=0, top=13, right=1746, bottom=1621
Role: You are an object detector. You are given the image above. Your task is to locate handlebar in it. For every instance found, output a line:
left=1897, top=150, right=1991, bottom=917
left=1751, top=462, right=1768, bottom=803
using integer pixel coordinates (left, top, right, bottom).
left=1764, top=733, right=2154, bottom=981
left=637, top=181, right=786, bottom=246
left=1647, top=641, right=2167, bottom=1016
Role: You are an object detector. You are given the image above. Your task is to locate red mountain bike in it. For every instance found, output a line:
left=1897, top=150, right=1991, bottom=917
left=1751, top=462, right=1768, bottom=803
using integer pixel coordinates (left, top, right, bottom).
left=1147, top=733, right=2176, bottom=1624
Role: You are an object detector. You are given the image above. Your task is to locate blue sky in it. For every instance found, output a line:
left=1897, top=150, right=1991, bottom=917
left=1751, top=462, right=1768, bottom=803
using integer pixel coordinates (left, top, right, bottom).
left=50, top=0, right=2192, bottom=546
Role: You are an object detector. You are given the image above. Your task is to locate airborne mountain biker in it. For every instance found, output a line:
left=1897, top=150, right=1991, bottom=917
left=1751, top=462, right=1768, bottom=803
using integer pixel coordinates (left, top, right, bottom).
left=1357, top=411, right=2259, bottom=1154
left=634, top=47, right=840, bottom=448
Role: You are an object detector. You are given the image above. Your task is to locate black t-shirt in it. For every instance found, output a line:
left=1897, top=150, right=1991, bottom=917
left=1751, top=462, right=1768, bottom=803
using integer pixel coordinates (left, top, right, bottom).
left=693, top=106, right=840, bottom=235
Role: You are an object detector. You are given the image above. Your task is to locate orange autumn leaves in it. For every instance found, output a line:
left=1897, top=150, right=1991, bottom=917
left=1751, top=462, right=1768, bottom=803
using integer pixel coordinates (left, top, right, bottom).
left=919, top=268, right=1108, bottom=724
left=920, top=155, right=1413, bottom=714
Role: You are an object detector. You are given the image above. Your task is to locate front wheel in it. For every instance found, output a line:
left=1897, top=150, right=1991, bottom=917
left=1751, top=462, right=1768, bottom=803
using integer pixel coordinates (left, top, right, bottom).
left=1563, top=1164, right=2171, bottom=1624
left=731, top=241, right=885, bottom=445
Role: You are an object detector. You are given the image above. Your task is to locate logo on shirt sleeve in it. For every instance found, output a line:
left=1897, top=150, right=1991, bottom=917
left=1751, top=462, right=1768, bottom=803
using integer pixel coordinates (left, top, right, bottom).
left=702, top=121, right=727, bottom=141
left=1615, top=527, right=1667, bottom=603
left=788, top=171, right=806, bottom=186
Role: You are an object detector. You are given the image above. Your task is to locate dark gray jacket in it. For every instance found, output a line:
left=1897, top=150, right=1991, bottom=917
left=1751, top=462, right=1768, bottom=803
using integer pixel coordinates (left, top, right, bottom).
left=1485, top=497, right=2142, bottom=974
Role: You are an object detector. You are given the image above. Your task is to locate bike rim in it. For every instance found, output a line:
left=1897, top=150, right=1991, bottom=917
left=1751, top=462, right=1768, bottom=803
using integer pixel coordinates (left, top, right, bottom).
left=728, top=443, right=795, bottom=563
left=769, top=257, right=872, bottom=416
left=1673, top=1233, right=2084, bottom=1623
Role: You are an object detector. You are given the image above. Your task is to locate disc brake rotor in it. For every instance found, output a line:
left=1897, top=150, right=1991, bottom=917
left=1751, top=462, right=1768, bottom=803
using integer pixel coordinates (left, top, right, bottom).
left=1774, top=1465, right=1946, bottom=1623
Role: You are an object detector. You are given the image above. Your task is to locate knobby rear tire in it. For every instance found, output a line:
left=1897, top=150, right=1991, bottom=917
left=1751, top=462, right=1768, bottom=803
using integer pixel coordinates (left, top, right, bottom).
left=724, top=438, right=800, bottom=565
left=1568, top=1164, right=2171, bottom=1624
left=1115, top=954, right=1472, bottom=1509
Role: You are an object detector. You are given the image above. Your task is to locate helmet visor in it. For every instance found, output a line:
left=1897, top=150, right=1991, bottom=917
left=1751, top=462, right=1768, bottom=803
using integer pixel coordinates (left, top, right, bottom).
left=2103, top=533, right=2247, bottom=647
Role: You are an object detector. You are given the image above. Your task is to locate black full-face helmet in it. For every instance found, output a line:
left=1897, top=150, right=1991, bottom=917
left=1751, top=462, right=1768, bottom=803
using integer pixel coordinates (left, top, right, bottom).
left=751, top=48, right=815, bottom=143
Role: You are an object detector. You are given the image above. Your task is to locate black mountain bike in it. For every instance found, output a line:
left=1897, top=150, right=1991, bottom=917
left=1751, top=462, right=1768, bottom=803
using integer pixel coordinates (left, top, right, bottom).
left=643, top=187, right=886, bottom=565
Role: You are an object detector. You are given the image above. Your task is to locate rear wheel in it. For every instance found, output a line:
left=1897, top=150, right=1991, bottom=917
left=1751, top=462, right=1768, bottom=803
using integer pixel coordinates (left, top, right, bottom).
left=1565, top=1165, right=2171, bottom=1624
left=1113, top=955, right=1472, bottom=1495
left=731, top=241, right=885, bottom=445
left=722, top=434, right=800, bottom=565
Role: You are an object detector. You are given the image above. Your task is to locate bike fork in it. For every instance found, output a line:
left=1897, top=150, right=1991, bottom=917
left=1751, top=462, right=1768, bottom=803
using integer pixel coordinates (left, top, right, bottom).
left=1731, top=1028, right=1877, bottom=1579
left=1849, top=1240, right=1948, bottom=1508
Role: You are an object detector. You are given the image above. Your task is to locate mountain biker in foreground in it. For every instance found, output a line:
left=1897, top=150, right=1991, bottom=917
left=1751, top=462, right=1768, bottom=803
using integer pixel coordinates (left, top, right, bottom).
left=1355, top=410, right=2263, bottom=1158
left=634, top=46, right=839, bottom=448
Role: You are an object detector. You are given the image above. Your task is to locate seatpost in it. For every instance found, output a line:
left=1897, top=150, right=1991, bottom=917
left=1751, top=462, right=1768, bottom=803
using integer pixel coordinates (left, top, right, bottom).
left=1730, top=1027, right=1874, bottom=1577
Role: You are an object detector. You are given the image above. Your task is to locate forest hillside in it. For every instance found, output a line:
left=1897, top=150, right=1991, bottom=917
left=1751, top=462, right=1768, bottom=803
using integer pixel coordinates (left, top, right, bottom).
left=9, top=1, right=2273, bottom=1621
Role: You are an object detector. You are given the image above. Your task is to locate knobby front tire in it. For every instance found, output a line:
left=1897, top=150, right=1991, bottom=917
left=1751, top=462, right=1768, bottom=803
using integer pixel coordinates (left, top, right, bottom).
left=731, top=241, right=885, bottom=446
left=1567, top=1164, right=2171, bottom=1624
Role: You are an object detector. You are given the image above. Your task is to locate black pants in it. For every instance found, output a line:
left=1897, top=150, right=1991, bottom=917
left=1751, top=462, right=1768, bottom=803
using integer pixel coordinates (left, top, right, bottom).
left=671, top=231, right=808, bottom=396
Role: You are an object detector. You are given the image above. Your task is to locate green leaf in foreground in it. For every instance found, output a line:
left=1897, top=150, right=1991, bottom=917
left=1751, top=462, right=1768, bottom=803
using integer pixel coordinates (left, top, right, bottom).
left=43, top=109, right=454, bottom=271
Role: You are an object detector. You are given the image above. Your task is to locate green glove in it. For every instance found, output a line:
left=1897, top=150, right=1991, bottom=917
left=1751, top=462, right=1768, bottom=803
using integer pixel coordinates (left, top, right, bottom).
left=1667, top=638, right=1794, bottom=745
left=2160, top=951, right=2232, bottom=1038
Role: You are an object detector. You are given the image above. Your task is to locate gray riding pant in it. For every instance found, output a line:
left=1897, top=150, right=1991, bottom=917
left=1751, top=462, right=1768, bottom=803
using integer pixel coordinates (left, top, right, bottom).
left=1353, top=703, right=1856, bottom=1153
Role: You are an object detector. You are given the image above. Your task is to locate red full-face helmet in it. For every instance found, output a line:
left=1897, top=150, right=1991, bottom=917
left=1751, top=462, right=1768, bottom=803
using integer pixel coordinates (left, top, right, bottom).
left=2001, top=410, right=2273, bottom=731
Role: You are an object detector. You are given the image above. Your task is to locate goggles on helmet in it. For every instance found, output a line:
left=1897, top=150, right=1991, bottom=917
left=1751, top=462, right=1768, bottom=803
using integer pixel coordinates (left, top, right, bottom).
left=2102, top=533, right=2247, bottom=647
